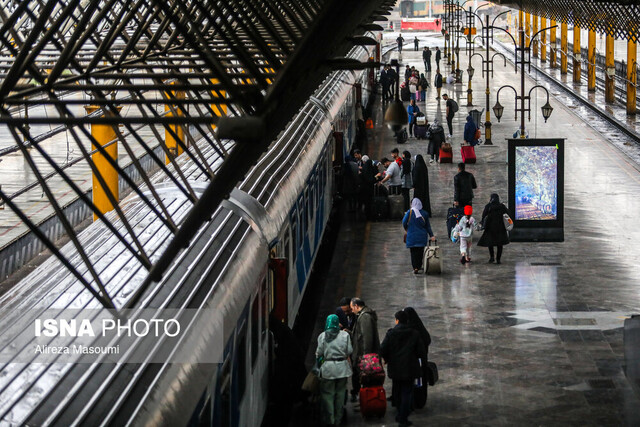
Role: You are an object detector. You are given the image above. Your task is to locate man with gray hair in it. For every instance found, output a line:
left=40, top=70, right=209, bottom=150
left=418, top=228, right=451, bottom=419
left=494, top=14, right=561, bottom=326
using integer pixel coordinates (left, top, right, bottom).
left=349, top=298, right=380, bottom=401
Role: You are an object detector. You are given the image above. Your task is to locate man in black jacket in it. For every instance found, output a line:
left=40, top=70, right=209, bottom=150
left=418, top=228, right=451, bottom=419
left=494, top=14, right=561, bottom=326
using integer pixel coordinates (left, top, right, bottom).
left=380, top=311, right=427, bottom=427
left=453, top=162, right=477, bottom=207
left=423, top=47, right=432, bottom=72
left=435, top=46, right=441, bottom=70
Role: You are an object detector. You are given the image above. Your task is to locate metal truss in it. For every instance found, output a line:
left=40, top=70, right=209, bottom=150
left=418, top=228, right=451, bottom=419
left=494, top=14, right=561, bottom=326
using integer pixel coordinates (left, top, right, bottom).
left=495, top=1, right=640, bottom=42
left=0, top=0, right=392, bottom=308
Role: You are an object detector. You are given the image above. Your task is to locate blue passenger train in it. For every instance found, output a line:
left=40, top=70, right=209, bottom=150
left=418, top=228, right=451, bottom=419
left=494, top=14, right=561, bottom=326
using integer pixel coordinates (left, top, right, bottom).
left=0, top=41, right=376, bottom=426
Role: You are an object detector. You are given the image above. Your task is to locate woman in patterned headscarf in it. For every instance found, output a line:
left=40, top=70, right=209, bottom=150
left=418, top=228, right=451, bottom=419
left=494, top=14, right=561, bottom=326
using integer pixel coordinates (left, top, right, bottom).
left=315, top=314, right=353, bottom=426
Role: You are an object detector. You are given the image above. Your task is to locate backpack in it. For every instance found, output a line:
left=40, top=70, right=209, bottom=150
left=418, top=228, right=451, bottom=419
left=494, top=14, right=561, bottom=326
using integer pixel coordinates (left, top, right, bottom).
left=451, top=99, right=459, bottom=113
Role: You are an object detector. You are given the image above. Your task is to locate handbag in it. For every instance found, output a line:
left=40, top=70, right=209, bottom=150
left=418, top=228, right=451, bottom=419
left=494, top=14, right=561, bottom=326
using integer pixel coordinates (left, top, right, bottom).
left=474, top=128, right=481, bottom=140
left=503, top=213, right=514, bottom=231
left=426, top=361, right=439, bottom=385
left=302, top=370, right=320, bottom=394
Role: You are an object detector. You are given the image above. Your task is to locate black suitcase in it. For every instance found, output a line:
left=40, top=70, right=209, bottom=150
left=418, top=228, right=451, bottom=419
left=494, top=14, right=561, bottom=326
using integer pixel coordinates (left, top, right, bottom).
left=414, top=124, right=428, bottom=139
left=446, top=207, right=465, bottom=238
left=372, top=186, right=389, bottom=221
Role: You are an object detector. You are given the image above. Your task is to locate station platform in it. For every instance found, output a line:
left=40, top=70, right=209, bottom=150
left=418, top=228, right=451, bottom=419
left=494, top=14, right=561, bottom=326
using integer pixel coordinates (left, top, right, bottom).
left=293, top=32, right=640, bottom=426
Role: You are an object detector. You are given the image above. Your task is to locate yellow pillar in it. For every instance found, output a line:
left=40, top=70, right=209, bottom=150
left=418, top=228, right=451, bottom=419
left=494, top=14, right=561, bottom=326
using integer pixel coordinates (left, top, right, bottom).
left=165, top=89, right=185, bottom=164
left=532, top=15, right=539, bottom=58
left=518, top=10, right=524, bottom=45
left=210, top=78, right=228, bottom=131
left=561, top=22, right=568, bottom=74
left=525, top=13, right=531, bottom=47
left=85, top=106, right=120, bottom=221
left=541, top=17, right=547, bottom=62
left=550, top=20, right=557, bottom=67
left=588, top=29, right=596, bottom=91
left=605, top=31, right=615, bottom=103
left=627, top=36, right=637, bottom=114
left=573, top=25, right=581, bottom=82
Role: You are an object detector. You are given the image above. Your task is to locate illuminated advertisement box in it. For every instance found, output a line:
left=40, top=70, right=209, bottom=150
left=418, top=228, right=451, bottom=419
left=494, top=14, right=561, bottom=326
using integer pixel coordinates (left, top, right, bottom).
left=507, top=138, right=564, bottom=242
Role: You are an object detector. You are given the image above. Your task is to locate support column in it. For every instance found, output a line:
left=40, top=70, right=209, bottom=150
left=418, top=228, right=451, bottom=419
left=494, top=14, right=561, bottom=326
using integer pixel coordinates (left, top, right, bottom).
left=627, top=36, right=637, bottom=114
left=541, top=17, right=547, bottom=62
left=85, top=106, right=120, bottom=221
left=561, top=22, right=568, bottom=74
left=210, top=78, right=228, bottom=131
left=573, top=25, right=581, bottom=83
left=165, top=89, right=185, bottom=164
left=532, top=15, right=539, bottom=58
left=550, top=20, right=557, bottom=67
left=605, top=31, right=615, bottom=103
left=525, top=13, right=531, bottom=47
left=518, top=10, right=524, bottom=46
left=588, top=29, right=596, bottom=91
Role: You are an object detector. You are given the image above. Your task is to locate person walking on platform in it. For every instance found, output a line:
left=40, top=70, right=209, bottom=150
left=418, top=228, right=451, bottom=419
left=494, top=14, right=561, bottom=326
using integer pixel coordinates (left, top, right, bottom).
left=403, top=198, right=435, bottom=274
left=434, top=69, right=443, bottom=100
left=412, top=154, right=432, bottom=216
left=407, top=99, right=420, bottom=138
left=401, top=151, right=413, bottom=211
left=423, top=47, right=432, bottom=72
left=380, top=310, right=427, bottom=427
left=435, top=47, right=441, bottom=70
left=453, top=205, right=476, bottom=264
left=349, top=298, right=380, bottom=402
left=414, top=36, right=419, bottom=51
left=381, top=65, right=392, bottom=102
left=403, top=307, right=431, bottom=408
left=453, top=162, right=477, bottom=208
left=463, top=113, right=479, bottom=146
left=388, top=66, right=397, bottom=98
left=397, top=34, right=405, bottom=53
left=418, top=73, right=429, bottom=102
left=427, top=119, right=445, bottom=163
left=442, top=93, right=456, bottom=137
left=477, top=193, right=510, bottom=264
left=316, top=314, right=353, bottom=426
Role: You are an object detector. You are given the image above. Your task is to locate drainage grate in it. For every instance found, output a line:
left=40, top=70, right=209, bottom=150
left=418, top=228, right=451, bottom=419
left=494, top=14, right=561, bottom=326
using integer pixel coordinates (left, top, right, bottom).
left=529, top=262, right=563, bottom=266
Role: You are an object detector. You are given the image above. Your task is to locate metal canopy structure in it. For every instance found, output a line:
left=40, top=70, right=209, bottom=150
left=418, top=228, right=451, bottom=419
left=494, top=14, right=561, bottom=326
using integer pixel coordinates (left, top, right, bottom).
left=0, top=0, right=392, bottom=308
left=495, top=0, right=640, bottom=42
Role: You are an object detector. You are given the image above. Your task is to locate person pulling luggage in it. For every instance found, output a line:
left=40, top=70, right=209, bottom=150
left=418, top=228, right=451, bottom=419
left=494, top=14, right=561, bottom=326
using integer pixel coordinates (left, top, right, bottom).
left=402, top=198, right=435, bottom=274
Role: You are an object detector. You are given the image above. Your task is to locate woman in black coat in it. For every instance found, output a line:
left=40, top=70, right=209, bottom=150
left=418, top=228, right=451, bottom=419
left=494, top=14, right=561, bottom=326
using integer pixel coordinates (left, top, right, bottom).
left=404, top=307, right=431, bottom=409
left=477, top=193, right=510, bottom=264
left=412, top=155, right=432, bottom=217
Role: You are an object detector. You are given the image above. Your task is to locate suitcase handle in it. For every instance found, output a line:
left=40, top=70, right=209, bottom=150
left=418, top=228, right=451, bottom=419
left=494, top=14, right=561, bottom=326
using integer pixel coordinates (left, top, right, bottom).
left=429, top=238, right=437, bottom=246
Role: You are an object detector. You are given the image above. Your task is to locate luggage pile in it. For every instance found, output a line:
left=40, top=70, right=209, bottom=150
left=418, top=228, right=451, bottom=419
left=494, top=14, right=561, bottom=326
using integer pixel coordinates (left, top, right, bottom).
left=358, top=353, right=387, bottom=418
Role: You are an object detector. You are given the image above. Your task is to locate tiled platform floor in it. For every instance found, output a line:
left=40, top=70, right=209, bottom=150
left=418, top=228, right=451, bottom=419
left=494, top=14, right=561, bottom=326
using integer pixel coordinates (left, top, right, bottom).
left=295, top=33, right=640, bottom=426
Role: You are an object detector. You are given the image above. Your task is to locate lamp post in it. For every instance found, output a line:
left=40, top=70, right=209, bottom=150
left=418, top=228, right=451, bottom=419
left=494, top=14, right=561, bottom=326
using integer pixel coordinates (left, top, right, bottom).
left=492, top=24, right=556, bottom=137
left=383, top=59, right=409, bottom=133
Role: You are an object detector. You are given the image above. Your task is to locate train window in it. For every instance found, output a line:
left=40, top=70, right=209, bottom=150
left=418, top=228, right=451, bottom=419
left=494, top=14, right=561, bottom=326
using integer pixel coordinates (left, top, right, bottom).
left=289, top=211, right=298, bottom=261
left=299, top=198, right=306, bottom=241
left=284, top=229, right=291, bottom=263
left=251, top=295, right=259, bottom=368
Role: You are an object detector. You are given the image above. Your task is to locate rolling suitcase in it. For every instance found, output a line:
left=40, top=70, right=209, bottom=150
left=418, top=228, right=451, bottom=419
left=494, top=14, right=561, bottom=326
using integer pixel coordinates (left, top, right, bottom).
left=439, top=142, right=453, bottom=163
left=414, top=124, right=428, bottom=139
left=359, top=386, right=387, bottom=418
left=461, top=145, right=476, bottom=164
left=423, top=239, right=442, bottom=274
left=388, top=194, right=405, bottom=220
left=372, top=186, right=389, bottom=221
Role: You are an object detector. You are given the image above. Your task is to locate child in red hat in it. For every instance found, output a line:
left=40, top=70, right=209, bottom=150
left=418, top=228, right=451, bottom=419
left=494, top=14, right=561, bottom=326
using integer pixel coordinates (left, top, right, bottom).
left=453, top=205, right=476, bottom=264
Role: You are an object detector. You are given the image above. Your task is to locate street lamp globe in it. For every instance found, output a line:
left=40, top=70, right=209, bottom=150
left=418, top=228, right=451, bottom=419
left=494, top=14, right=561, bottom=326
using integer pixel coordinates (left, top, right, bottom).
left=492, top=101, right=504, bottom=122
left=384, top=100, right=408, bottom=132
left=467, top=65, right=475, bottom=79
left=541, top=101, right=553, bottom=122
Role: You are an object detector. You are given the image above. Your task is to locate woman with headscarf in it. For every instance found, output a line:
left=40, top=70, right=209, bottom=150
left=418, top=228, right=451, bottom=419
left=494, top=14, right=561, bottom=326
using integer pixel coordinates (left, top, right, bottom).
left=315, top=314, right=353, bottom=426
left=403, top=307, right=432, bottom=409
left=412, top=154, right=432, bottom=216
left=402, top=198, right=435, bottom=274
left=477, top=193, right=510, bottom=264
